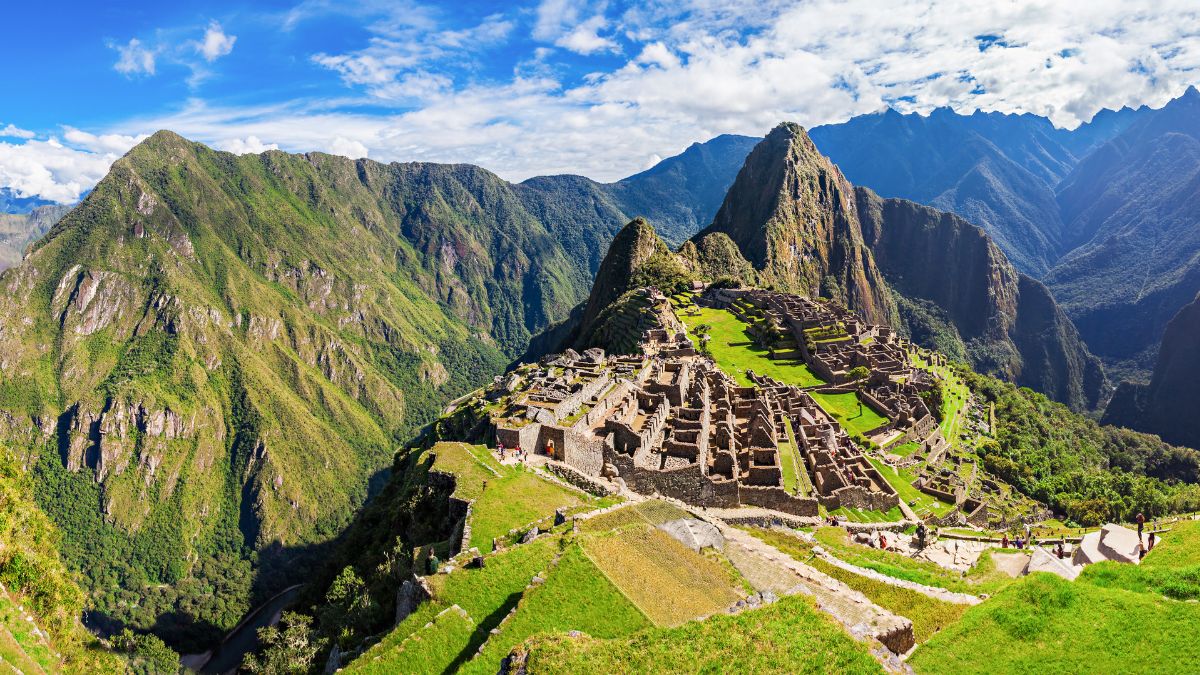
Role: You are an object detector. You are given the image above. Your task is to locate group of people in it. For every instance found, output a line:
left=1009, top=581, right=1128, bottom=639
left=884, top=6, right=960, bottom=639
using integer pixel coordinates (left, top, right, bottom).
left=1137, top=512, right=1157, bottom=559
left=496, top=441, right=528, bottom=463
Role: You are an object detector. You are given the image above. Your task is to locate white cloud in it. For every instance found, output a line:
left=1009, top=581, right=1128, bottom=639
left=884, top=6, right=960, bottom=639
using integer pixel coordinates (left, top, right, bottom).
left=0, top=124, right=35, bottom=140
left=556, top=15, right=618, bottom=55
left=113, top=38, right=157, bottom=76
left=0, top=138, right=127, bottom=204
left=197, top=21, right=237, bottom=62
left=325, top=137, right=370, bottom=159
left=534, top=0, right=617, bottom=54
left=218, top=135, right=279, bottom=154
left=62, top=128, right=144, bottom=154
left=9, top=0, right=1200, bottom=205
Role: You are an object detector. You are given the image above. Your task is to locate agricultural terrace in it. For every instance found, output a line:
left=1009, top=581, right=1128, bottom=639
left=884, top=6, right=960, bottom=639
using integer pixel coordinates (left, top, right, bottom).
left=749, top=529, right=969, bottom=644
left=520, top=593, right=882, bottom=675
left=429, top=442, right=585, bottom=551
left=677, top=305, right=825, bottom=388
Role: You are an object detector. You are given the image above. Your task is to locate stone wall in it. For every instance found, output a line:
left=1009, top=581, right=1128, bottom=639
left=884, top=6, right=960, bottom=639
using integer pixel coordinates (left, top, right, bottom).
left=560, top=430, right=605, bottom=477
left=739, top=485, right=819, bottom=516
left=544, top=459, right=616, bottom=496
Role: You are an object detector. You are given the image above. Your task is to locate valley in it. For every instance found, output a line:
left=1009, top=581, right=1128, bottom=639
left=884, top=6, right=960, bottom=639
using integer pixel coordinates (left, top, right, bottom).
left=0, top=112, right=1197, bottom=675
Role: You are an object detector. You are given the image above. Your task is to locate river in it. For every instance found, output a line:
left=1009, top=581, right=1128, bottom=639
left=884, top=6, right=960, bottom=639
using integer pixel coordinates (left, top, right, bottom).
left=182, top=585, right=303, bottom=674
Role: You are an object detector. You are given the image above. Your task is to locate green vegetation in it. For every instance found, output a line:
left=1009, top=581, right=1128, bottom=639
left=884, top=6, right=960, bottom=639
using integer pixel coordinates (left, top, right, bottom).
left=825, top=504, right=905, bottom=523
left=679, top=306, right=824, bottom=387
left=909, top=574, right=1200, bottom=674
left=520, top=594, right=882, bottom=674
left=430, top=442, right=584, bottom=551
left=961, top=366, right=1200, bottom=525
left=809, top=391, right=888, bottom=439
left=867, top=457, right=956, bottom=518
left=347, top=537, right=560, bottom=672
left=581, top=525, right=743, bottom=626
left=464, top=545, right=651, bottom=672
left=0, top=450, right=125, bottom=673
left=1078, top=521, right=1200, bottom=601
left=749, top=528, right=968, bottom=643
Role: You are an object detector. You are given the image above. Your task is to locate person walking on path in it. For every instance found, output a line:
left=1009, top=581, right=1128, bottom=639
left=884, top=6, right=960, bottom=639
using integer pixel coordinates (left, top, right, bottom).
left=1002, top=533, right=1009, bottom=549
left=1137, top=512, right=1146, bottom=540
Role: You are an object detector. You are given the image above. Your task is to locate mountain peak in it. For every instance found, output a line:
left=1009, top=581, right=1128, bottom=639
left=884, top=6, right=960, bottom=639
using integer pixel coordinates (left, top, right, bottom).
left=697, top=121, right=895, bottom=324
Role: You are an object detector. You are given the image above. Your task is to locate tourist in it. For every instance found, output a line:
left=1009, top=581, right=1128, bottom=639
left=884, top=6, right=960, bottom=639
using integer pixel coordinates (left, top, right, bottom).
left=1137, top=512, right=1146, bottom=539
left=1148, top=532, right=1156, bottom=551
left=1055, top=541, right=1065, bottom=559
left=879, top=533, right=887, bottom=550
left=1002, top=533, right=1009, bottom=549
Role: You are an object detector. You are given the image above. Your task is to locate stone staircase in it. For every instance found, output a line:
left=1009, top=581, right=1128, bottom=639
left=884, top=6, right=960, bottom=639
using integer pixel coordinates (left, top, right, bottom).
left=719, top=526, right=915, bottom=655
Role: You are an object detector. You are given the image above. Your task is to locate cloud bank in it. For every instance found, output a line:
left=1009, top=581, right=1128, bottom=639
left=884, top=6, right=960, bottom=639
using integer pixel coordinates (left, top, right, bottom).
left=7, top=0, right=1200, bottom=203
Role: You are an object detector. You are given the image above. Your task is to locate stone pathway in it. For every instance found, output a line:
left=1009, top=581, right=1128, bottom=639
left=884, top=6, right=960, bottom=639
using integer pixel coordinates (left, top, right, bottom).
left=719, top=526, right=915, bottom=656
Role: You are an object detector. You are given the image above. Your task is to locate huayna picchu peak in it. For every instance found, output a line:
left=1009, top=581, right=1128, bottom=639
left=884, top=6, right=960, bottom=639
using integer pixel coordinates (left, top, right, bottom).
left=690, top=122, right=1107, bottom=411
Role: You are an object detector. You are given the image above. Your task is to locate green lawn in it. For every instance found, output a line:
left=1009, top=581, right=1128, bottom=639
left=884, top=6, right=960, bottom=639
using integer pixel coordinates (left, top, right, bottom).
left=680, top=307, right=824, bottom=388
left=908, top=573, right=1200, bottom=674
left=463, top=545, right=651, bottom=673
left=888, top=441, right=922, bottom=458
left=750, top=529, right=969, bottom=643
left=520, top=593, right=883, bottom=674
left=867, top=457, right=956, bottom=518
left=825, top=504, right=905, bottom=523
left=429, top=442, right=585, bottom=551
left=809, top=391, right=888, bottom=439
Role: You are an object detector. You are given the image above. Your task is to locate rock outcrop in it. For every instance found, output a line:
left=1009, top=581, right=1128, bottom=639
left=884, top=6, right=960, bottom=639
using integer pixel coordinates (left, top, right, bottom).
left=856, top=191, right=1107, bottom=411
left=1103, top=295, right=1200, bottom=448
left=695, top=123, right=896, bottom=325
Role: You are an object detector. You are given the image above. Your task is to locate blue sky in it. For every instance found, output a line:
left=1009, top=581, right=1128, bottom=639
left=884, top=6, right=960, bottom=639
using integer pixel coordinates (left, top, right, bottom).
left=2, top=0, right=1199, bottom=203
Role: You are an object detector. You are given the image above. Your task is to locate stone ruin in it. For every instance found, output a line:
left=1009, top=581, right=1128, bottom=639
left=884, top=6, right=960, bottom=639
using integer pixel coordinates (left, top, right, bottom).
left=485, top=287, right=966, bottom=517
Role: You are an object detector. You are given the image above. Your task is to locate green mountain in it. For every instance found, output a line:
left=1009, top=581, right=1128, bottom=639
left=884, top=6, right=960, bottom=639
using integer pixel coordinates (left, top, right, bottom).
left=690, top=123, right=1106, bottom=410
left=0, top=130, right=646, bottom=651
left=0, top=447, right=126, bottom=673
left=697, top=123, right=897, bottom=325
left=1103, top=294, right=1200, bottom=449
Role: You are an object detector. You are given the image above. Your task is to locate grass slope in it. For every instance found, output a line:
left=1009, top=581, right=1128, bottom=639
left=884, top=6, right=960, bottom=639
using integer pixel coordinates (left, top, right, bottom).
left=679, top=307, right=824, bottom=387
left=581, top=525, right=743, bottom=626
left=430, top=442, right=584, bottom=551
left=463, top=545, right=650, bottom=673
left=809, top=391, right=887, bottom=439
left=909, top=573, right=1200, bottom=674
left=519, top=594, right=882, bottom=674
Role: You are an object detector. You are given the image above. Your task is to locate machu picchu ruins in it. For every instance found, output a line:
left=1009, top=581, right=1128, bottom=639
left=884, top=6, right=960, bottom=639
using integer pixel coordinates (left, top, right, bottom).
left=487, top=286, right=960, bottom=520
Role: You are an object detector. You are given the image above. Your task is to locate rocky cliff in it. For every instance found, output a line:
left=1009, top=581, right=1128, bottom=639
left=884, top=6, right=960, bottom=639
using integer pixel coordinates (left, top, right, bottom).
left=695, top=123, right=896, bottom=325
left=1104, top=295, right=1200, bottom=449
left=856, top=191, right=1107, bottom=410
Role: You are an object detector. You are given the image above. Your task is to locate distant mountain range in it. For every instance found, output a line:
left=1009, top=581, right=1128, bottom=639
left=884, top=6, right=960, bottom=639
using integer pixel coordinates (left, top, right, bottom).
left=0, top=187, right=59, bottom=214
left=0, top=204, right=72, bottom=269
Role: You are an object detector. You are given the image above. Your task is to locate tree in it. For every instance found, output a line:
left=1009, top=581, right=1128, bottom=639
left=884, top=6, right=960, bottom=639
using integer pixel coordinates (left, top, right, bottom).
left=847, top=366, right=870, bottom=382
left=243, top=612, right=320, bottom=675
left=113, top=629, right=180, bottom=675
left=318, top=566, right=378, bottom=649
